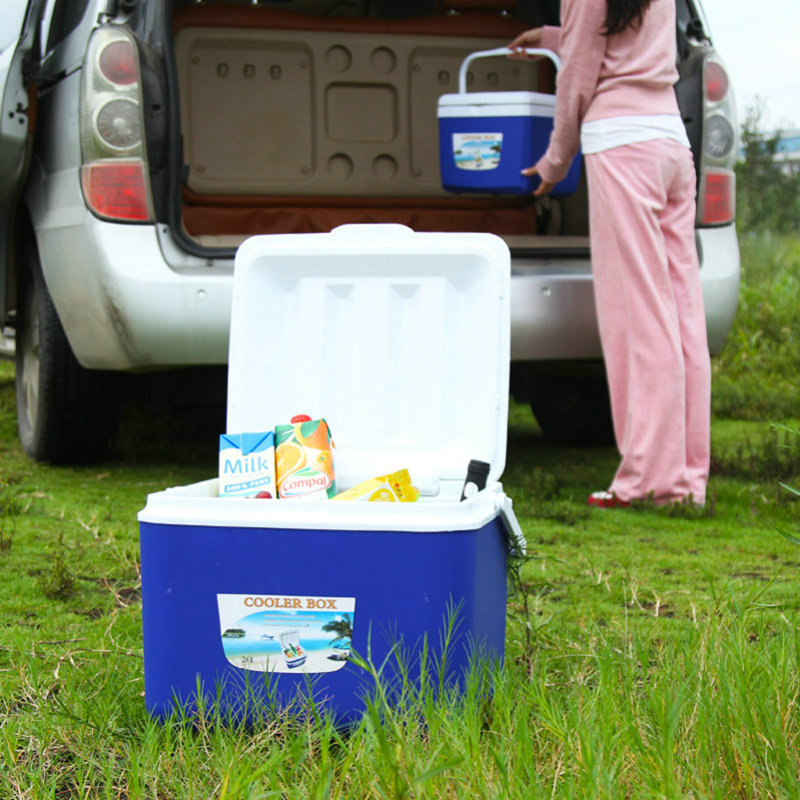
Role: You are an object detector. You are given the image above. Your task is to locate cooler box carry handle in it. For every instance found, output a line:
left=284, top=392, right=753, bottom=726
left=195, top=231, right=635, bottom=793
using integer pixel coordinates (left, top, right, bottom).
left=458, top=47, right=562, bottom=95
left=496, top=492, right=526, bottom=557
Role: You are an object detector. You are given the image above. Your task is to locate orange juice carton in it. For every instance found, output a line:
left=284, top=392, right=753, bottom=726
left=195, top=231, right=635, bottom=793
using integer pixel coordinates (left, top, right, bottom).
left=332, top=469, right=420, bottom=503
left=219, top=432, right=276, bottom=498
left=274, top=415, right=337, bottom=500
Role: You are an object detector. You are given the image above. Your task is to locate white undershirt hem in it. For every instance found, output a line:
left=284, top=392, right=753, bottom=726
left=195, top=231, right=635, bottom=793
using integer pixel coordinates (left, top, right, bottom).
left=580, top=114, right=691, bottom=154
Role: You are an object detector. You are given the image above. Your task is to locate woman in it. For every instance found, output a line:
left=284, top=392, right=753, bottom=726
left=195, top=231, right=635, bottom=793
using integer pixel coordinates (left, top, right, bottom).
left=509, top=0, right=711, bottom=507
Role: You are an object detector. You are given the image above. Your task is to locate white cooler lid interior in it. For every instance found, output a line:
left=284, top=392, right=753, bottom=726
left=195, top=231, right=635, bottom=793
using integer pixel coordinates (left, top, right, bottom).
left=227, top=224, right=511, bottom=490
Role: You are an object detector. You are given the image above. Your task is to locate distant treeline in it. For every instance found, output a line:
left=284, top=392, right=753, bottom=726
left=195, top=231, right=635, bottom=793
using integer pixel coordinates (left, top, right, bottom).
left=735, top=103, right=800, bottom=234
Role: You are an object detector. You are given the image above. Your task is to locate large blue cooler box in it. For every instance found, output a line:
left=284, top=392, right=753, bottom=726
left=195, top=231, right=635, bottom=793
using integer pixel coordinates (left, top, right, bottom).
left=138, top=225, right=524, bottom=726
left=438, top=48, right=581, bottom=196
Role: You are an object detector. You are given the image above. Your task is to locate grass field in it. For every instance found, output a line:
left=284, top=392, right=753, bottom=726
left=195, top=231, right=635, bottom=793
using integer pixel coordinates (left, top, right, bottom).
left=0, top=233, right=799, bottom=799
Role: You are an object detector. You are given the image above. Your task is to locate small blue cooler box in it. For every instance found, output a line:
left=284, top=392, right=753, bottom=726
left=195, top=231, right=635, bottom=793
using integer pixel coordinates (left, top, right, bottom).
left=138, top=225, right=524, bottom=726
left=438, top=48, right=581, bottom=196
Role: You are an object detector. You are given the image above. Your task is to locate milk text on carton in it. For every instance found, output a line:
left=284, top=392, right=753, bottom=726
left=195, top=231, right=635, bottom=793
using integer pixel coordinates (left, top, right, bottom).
left=222, top=455, right=275, bottom=475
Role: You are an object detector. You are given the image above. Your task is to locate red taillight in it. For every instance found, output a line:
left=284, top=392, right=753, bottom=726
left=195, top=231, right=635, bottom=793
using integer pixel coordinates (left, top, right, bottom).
left=700, top=169, right=735, bottom=225
left=98, top=39, right=138, bottom=85
left=704, top=61, right=728, bottom=103
left=81, top=161, right=152, bottom=222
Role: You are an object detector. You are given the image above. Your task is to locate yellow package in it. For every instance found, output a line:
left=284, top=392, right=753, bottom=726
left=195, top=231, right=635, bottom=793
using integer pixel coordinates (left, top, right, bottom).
left=332, top=469, right=420, bottom=503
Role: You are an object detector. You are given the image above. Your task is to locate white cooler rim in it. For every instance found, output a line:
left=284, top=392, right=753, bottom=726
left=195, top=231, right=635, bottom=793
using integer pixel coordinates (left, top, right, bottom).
left=438, top=90, right=556, bottom=108
left=437, top=103, right=555, bottom=119
left=138, top=478, right=522, bottom=544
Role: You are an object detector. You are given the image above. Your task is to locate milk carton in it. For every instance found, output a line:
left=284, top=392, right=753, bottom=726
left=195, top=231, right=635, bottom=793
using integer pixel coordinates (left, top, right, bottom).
left=218, top=432, right=276, bottom=498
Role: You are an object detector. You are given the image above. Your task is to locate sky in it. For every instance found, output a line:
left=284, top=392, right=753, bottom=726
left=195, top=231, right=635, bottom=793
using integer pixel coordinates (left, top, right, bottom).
left=698, top=0, right=800, bottom=132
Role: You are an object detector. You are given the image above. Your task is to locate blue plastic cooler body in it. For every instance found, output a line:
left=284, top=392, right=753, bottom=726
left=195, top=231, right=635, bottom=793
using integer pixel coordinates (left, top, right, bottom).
left=139, top=517, right=508, bottom=725
left=137, top=227, right=521, bottom=726
left=438, top=114, right=581, bottom=196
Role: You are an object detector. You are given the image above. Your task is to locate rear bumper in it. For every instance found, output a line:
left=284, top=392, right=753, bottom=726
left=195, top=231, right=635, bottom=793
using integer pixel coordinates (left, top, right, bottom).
left=35, top=209, right=739, bottom=370
left=509, top=224, right=740, bottom=361
left=36, top=214, right=233, bottom=370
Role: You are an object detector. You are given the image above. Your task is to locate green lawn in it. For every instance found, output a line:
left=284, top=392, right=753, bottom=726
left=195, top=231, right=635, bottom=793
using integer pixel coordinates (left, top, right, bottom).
left=0, top=233, right=798, bottom=799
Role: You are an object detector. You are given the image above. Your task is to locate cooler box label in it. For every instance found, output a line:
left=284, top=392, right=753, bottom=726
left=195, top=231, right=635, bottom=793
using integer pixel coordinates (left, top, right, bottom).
left=217, top=594, right=355, bottom=673
left=452, top=132, right=503, bottom=171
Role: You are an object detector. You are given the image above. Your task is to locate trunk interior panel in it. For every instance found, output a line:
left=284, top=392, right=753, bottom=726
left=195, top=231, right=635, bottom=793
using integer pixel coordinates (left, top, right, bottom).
left=170, top=2, right=588, bottom=247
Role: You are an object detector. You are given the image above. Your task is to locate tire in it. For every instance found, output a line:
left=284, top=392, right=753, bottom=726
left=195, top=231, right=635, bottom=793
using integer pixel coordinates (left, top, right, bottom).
left=15, top=248, right=117, bottom=464
left=528, top=374, right=616, bottom=447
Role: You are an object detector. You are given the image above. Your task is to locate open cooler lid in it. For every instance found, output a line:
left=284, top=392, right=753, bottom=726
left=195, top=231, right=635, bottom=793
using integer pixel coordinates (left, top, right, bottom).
left=228, top=224, right=510, bottom=492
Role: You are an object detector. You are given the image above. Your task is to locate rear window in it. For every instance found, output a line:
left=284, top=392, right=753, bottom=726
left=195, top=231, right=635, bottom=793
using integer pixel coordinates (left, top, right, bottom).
left=45, top=0, right=91, bottom=52
left=0, top=0, right=31, bottom=53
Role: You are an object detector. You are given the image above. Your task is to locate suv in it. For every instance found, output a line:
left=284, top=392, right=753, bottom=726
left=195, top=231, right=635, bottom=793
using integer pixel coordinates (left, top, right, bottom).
left=1, top=0, right=739, bottom=463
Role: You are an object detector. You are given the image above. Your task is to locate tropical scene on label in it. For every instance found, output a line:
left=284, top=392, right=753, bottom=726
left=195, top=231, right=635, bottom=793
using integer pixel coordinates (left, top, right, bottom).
left=219, top=599, right=355, bottom=674
left=453, top=133, right=504, bottom=170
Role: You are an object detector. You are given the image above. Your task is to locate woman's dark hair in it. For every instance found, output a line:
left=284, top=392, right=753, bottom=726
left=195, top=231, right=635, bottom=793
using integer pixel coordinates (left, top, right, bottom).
left=604, top=0, right=654, bottom=35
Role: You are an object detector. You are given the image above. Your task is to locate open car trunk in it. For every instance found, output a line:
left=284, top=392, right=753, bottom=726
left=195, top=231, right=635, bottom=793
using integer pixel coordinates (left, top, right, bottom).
left=169, top=0, right=591, bottom=251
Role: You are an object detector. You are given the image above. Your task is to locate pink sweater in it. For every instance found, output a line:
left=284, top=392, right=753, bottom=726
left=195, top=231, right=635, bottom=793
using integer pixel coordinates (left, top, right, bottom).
left=536, top=0, right=681, bottom=184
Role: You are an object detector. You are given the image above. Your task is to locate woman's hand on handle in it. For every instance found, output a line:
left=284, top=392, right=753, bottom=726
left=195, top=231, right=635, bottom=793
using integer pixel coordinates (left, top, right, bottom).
left=507, top=28, right=544, bottom=59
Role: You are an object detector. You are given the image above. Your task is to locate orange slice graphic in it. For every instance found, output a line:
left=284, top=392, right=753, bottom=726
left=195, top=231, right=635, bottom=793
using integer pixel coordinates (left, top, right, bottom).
left=276, top=442, right=306, bottom=485
left=314, top=449, right=334, bottom=476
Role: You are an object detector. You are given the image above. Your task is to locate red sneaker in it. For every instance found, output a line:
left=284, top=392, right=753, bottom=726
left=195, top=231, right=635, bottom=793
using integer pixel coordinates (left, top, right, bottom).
left=587, top=491, right=630, bottom=508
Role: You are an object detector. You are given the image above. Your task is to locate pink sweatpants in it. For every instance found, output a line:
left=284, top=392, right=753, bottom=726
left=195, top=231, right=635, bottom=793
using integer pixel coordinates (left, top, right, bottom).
left=586, top=139, right=711, bottom=504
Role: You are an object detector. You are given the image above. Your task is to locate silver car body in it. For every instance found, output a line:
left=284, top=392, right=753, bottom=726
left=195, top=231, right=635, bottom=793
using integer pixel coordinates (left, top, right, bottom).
left=2, top=0, right=740, bottom=460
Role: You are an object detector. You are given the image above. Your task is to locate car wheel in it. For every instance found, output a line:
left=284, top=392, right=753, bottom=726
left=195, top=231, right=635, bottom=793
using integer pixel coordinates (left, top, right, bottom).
left=528, top=374, right=615, bottom=447
left=15, top=249, right=117, bottom=464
